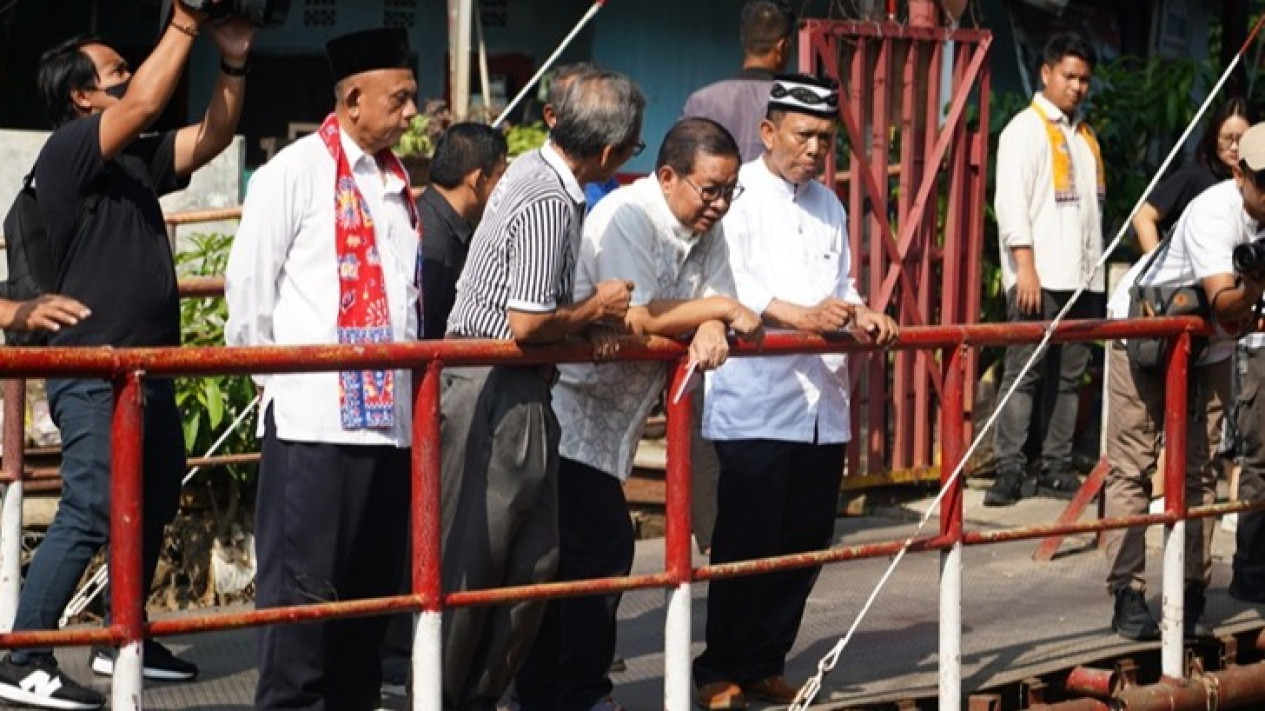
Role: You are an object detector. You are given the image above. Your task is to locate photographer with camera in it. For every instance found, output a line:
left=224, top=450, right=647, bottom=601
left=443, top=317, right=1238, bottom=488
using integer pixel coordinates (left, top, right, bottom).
left=1101, top=122, right=1265, bottom=643
left=0, top=3, right=254, bottom=708
left=1230, top=213, right=1265, bottom=606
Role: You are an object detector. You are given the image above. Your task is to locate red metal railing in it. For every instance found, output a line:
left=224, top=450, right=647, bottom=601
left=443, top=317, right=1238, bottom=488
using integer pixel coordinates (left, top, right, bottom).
left=0, top=316, right=1263, bottom=709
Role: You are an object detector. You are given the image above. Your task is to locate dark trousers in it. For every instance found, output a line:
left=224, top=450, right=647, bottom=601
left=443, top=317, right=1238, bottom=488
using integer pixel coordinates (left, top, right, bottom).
left=993, top=288, right=1104, bottom=475
left=1235, top=348, right=1265, bottom=590
left=693, top=439, right=845, bottom=686
left=254, top=409, right=410, bottom=711
left=515, top=457, right=636, bottom=711
left=440, top=366, right=561, bottom=711
left=11, top=378, right=184, bottom=662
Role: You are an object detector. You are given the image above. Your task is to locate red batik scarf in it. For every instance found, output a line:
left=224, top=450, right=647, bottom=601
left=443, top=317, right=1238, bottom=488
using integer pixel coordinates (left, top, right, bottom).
left=318, top=113, right=420, bottom=430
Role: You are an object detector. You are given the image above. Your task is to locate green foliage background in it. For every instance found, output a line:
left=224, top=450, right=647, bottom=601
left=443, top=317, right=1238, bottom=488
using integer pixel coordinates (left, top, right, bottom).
left=174, top=232, right=258, bottom=484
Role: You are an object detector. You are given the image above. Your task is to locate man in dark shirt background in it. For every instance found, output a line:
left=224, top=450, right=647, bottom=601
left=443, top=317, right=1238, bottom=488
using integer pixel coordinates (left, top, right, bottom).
left=419, top=122, right=509, bottom=339
left=682, top=0, right=796, bottom=163
left=0, top=4, right=254, bottom=708
left=379, top=121, right=508, bottom=697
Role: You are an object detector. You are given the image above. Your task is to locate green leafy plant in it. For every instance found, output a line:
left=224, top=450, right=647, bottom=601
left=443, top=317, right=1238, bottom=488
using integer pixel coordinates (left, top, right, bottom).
left=506, top=121, right=549, bottom=159
left=395, top=114, right=435, bottom=158
left=175, top=232, right=259, bottom=482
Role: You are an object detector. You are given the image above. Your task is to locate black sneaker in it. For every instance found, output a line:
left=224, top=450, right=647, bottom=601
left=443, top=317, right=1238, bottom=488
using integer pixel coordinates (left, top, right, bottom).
left=1111, top=587, right=1160, bottom=641
left=89, top=640, right=198, bottom=681
left=1184, top=584, right=1213, bottom=639
left=984, top=472, right=1023, bottom=507
left=1037, top=472, right=1083, bottom=500
left=0, top=654, right=105, bottom=710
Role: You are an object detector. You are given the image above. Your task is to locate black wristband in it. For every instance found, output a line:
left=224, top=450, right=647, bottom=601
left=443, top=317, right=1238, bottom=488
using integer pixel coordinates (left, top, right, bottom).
left=220, top=61, right=249, bottom=77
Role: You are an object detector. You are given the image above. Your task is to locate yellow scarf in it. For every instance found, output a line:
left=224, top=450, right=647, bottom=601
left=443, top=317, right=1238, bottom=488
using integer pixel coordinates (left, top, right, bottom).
left=1032, top=101, right=1105, bottom=204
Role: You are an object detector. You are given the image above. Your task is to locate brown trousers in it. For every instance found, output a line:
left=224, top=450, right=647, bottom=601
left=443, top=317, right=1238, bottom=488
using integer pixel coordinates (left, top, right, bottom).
left=1103, top=342, right=1231, bottom=593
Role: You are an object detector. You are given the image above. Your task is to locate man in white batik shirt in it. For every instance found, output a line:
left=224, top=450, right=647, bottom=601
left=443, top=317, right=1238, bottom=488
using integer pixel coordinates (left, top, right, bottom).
left=515, top=118, right=762, bottom=711
left=694, top=73, right=899, bottom=711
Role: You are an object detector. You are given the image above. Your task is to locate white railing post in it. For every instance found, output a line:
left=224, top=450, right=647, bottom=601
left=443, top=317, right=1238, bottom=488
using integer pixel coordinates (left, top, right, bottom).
left=0, top=379, right=27, bottom=632
left=1161, top=520, right=1186, bottom=678
left=939, top=542, right=962, bottom=711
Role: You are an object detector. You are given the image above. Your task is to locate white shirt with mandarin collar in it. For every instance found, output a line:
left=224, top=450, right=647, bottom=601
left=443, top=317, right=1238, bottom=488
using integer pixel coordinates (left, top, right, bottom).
left=994, top=92, right=1105, bottom=294
left=703, top=156, right=865, bottom=445
left=225, top=126, right=420, bottom=447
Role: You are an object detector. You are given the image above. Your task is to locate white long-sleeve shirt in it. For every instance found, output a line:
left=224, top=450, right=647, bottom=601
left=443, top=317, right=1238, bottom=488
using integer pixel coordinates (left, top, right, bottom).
left=994, top=93, right=1105, bottom=293
left=225, top=127, right=420, bottom=447
left=703, top=158, right=864, bottom=444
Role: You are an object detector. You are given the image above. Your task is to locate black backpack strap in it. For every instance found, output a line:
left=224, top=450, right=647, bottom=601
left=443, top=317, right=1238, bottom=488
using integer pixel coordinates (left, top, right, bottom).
left=1133, top=232, right=1175, bottom=288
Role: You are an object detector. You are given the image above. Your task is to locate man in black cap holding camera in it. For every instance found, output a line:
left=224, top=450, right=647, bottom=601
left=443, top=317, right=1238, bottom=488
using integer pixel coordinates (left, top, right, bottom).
left=226, top=26, right=419, bottom=711
left=0, top=3, right=253, bottom=709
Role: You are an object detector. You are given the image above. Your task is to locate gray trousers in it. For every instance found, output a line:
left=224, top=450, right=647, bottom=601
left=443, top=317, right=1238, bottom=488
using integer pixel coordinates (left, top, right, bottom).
left=1103, top=343, right=1229, bottom=592
left=993, top=288, right=1103, bottom=475
left=1234, top=348, right=1265, bottom=588
left=440, top=366, right=561, bottom=711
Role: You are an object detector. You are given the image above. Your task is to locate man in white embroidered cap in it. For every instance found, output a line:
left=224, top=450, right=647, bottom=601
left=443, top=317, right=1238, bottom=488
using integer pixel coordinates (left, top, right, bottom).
left=693, top=72, right=898, bottom=710
left=226, top=26, right=420, bottom=711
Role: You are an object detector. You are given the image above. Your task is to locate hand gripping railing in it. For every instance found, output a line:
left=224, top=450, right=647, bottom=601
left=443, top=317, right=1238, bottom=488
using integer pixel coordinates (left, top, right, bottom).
left=0, top=315, right=1253, bottom=710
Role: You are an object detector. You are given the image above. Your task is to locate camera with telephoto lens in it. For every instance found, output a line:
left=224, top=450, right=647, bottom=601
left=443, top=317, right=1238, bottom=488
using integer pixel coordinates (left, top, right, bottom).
left=178, top=0, right=290, bottom=28
left=1233, top=239, right=1265, bottom=281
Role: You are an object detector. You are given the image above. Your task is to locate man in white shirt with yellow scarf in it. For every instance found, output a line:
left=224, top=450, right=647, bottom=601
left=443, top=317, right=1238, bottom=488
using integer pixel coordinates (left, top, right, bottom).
left=986, top=32, right=1106, bottom=507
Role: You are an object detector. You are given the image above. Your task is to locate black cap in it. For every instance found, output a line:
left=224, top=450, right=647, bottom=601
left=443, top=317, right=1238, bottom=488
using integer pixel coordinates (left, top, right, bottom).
left=768, top=72, right=839, bottom=119
left=326, top=27, right=413, bottom=83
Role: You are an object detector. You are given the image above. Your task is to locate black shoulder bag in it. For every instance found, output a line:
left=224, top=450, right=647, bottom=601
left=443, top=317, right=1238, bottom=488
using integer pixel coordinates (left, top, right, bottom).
left=1124, top=235, right=1209, bottom=371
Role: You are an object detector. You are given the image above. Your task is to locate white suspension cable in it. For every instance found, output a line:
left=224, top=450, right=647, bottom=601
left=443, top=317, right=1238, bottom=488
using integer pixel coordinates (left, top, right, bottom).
left=792, top=41, right=1256, bottom=711
left=491, top=0, right=607, bottom=128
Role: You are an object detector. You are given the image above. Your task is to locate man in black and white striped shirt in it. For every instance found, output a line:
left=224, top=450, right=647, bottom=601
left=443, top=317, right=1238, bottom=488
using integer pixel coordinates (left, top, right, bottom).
left=440, top=68, right=646, bottom=711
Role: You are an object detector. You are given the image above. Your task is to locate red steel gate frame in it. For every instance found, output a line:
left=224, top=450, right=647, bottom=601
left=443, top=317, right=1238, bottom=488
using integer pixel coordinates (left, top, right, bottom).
left=800, top=18, right=992, bottom=486
left=2, top=317, right=1265, bottom=709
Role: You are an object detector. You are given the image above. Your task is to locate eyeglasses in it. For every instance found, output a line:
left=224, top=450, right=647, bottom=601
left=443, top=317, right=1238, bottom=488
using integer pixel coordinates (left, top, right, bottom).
left=682, top=175, right=744, bottom=204
left=1219, top=133, right=1244, bottom=148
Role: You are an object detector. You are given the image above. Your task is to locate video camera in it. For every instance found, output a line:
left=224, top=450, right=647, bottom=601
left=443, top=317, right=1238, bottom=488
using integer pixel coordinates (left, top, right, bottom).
left=1233, top=239, right=1265, bottom=281
left=179, top=0, right=290, bottom=28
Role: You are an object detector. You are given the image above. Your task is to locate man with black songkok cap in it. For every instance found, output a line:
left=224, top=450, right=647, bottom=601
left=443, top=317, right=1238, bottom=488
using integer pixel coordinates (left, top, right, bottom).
left=693, top=73, right=898, bottom=710
left=226, top=27, right=421, bottom=711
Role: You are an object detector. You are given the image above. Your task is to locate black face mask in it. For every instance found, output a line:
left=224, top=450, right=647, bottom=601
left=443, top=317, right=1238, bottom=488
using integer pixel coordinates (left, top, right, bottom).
left=102, top=79, right=130, bottom=100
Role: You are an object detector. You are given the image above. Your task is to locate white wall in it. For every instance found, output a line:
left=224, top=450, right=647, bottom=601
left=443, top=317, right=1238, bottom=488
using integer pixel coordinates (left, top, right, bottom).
left=0, top=130, right=244, bottom=271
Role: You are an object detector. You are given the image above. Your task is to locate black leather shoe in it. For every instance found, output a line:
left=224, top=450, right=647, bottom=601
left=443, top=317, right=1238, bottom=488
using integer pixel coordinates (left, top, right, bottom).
left=1112, top=587, right=1160, bottom=641
left=1184, top=584, right=1212, bottom=638
left=984, top=472, right=1023, bottom=507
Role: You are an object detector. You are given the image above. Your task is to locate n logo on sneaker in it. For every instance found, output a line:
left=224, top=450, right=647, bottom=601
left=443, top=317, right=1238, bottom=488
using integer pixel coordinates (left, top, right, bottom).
left=19, top=670, right=63, bottom=697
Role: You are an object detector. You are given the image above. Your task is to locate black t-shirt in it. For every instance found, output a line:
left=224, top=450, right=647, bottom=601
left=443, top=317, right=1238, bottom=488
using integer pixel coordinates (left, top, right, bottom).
left=34, top=113, right=187, bottom=347
left=1149, top=163, right=1222, bottom=235
left=417, top=187, right=473, bottom=340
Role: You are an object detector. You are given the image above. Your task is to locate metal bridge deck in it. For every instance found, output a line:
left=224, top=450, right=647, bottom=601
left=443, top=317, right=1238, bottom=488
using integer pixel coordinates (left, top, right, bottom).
left=7, top=486, right=1262, bottom=710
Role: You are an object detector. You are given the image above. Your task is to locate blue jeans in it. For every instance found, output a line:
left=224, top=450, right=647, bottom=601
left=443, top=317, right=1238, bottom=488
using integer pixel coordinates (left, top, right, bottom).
left=11, top=378, right=185, bottom=662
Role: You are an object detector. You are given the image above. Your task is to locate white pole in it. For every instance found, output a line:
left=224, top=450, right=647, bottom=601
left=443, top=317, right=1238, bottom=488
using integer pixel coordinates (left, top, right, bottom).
left=449, top=0, right=473, bottom=119
left=492, top=0, right=607, bottom=128
left=938, top=542, right=962, bottom=711
left=664, top=583, right=693, bottom=711
left=0, top=482, right=22, bottom=632
left=1161, top=520, right=1185, bottom=678
left=413, top=610, right=443, bottom=711
left=112, top=640, right=143, bottom=711
left=474, top=0, right=493, bottom=118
